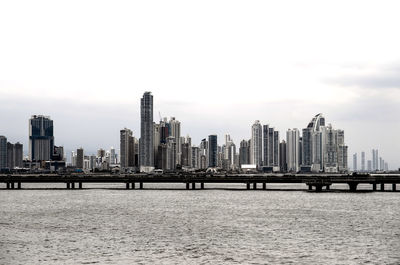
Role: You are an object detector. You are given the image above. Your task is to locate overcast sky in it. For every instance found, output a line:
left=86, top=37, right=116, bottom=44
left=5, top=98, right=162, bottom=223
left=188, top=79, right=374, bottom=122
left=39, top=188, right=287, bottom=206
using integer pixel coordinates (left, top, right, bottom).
left=1, top=0, right=400, bottom=169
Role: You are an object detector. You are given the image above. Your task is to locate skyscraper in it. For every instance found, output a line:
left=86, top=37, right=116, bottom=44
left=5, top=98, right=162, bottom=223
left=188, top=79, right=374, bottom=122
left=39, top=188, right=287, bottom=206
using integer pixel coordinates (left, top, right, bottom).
left=29, top=115, right=54, bottom=161
left=353, top=153, right=357, bottom=171
left=110, top=147, right=116, bottom=164
left=0, top=136, right=7, bottom=170
left=181, top=136, right=192, bottom=167
left=372, top=149, right=376, bottom=171
left=76, top=148, right=84, bottom=169
left=120, top=128, right=137, bottom=169
left=251, top=120, right=262, bottom=167
left=286, top=129, right=300, bottom=172
left=239, top=139, right=250, bottom=166
left=169, top=117, right=181, bottom=166
left=361, top=151, right=365, bottom=172
left=140, top=92, right=154, bottom=169
left=14, top=142, right=23, bottom=168
left=7, top=142, right=14, bottom=169
left=279, top=140, right=287, bottom=172
left=367, top=160, right=372, bottom=172
left=208, top=135, right=217, bottom=168
left=302, top=114, right=325, bottom=172
left=153, top=123, right=161, bottom=167
left=191, top=146, right=200, bottom=169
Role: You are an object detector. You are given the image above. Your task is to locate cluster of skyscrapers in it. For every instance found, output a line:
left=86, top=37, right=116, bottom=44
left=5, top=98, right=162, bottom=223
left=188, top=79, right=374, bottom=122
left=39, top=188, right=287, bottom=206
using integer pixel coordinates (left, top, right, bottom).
left=1, top=115, right=64, bottom=172
left=118, top=92, right=349, bottom=173
left=352, top=149, right=389, bottom=172
left=0, top=136, right=23, bottom=171
left=70, top=147, right=118, bottom=171
left=4, top=92, right=394, bottom=174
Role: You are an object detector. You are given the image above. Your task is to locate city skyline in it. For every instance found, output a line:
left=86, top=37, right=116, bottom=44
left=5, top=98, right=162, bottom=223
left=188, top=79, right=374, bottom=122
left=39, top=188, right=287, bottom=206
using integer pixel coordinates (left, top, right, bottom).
left=0, top=91, right=394, bottom=172
left=0, top=99, right=395, bottom=170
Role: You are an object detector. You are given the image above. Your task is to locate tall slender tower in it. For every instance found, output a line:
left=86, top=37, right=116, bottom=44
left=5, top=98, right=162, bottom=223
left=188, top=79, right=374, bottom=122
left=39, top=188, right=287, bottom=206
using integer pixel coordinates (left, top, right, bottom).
left=208, top=135, right=218, bottom=167
left=251, top=120, right=262, bottom=167
left=0, top=136, right=7, bottom=170
left=353, top=153, right=357, bottom=171
left=361, top=151, right=365, bottom=172
left=140, top=92, right=154, bottom=169
left=286, top=128, right=300, bottom=172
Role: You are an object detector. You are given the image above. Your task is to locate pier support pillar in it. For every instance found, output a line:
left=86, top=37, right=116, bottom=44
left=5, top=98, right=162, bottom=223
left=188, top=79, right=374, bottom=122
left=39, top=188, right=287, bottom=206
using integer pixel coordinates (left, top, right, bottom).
left=372, top=183, right=377, bottom=191
left=71, top=182, right=75, bottom=189
left=381, top=183, right=385, bottom=191
left=315, top=185, right=322, bottom=192
left=392, top=183, right=396, bottom=191
left=262, top=183, right=266, bottom=190
left=126, top=183, right=130, bottom=189
left=132, top=183, right=135, bottom=189
left=79, top=182, right=82, bottom=189
left=186, top=183, right=190, bottom=190
left=11, top=182, right=15, bottom=189
left=348, top=183, right=358, bottom=192
left=326, top=185, right=330, bottom=190
left=6, top=182, right=10, bottom=189
left=253, top=183, right=257, bottom=190
left=201, top=183, right=204, bottom=189
left=17, top=182, right=21, bottom=189
left=308, top=185, right=312, bottom=191
left=192, top=182, right=196, bottom=189
left=246, top=183, right=250, bottom=190
left=66, top=182, right=70, bottom=189
left=139, top=182, right=143, bottom=189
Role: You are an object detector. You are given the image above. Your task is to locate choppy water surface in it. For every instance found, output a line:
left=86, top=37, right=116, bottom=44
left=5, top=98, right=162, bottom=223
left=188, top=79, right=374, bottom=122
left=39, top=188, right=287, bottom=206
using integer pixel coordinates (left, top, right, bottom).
left=1, top=183, right=400, bottom=264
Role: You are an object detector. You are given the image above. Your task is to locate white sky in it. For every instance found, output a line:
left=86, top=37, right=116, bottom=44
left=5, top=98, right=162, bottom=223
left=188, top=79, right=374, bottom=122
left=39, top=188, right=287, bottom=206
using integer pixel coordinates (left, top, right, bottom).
left=1, top=0, right=400, bottom=168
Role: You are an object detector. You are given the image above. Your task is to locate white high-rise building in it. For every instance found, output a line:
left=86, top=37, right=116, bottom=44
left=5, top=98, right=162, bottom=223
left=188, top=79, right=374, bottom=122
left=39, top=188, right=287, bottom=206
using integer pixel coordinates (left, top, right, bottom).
left=324, top=125, right=348, bottom=173
left=286, top=129, right=300, bottom=172
left=224, top=135, right=236, bottom=170
left=169, top=117, right=181, bottom=166
left=250, top=120, right=262, bottom=167
left=361, top=151, right=365, bottom=172
left=110, top=147, right=116, bottom=164
left=353, top=153, right=357, bottom=171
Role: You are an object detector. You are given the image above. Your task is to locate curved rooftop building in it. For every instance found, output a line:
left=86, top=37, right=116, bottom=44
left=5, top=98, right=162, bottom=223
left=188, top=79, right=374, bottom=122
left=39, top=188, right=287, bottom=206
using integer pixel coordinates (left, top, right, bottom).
left=307, top=113, right=325, bottom=132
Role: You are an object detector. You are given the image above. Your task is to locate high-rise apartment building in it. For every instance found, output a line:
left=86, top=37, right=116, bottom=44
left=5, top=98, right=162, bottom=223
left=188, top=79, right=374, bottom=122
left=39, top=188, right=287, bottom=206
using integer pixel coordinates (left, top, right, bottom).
left=353, top=153, right=357, bottom=171
left=279, top=140, right=287, bottom=172
left=208, top=135, right=218, bottom=167
left=29, top=115, right=54, bottom=161
left=140, top=92, right=154, bottom=169
left=76, top=148, right=84, bottom=169
left=110, top=147, right=116, bottom=164
left=251, top=121, right=262, bottom=167
left=367, top=160, right=372, bottom=172
left=120, top=128, right=137, bottom=169
left=169, top=117, right=181, bottom=166
left=302, top=114, right=325, bottom=172
left=0, top=136, right=7, bottom=170
left=263, top=125, right=280, bottom=169
left=361, top=151, right=365, bottom=172
left=372, top=149, right=379, bottom=171
left=239, top=139, right=250, bottom=166
left=286, top=129, right=300, bottom=172
left=14, top=142, right=23, bottom=168
left=191, top=146, right=200, bottom=169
